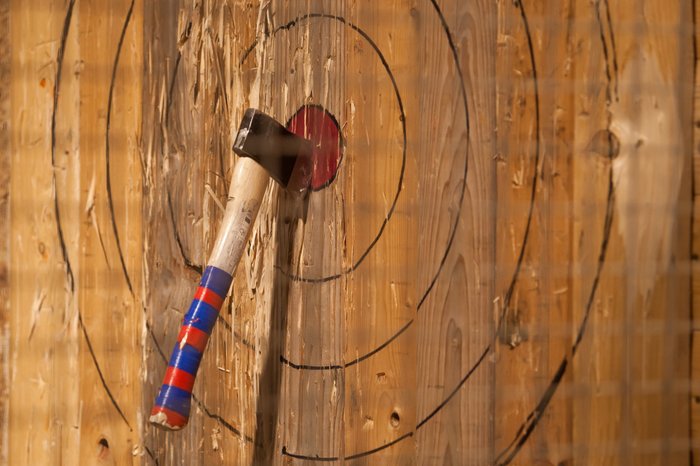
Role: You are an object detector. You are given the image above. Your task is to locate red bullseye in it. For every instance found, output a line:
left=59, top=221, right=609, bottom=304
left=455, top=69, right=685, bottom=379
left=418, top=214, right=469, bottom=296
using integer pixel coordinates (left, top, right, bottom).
left=286, top=105, right=343, bottom=191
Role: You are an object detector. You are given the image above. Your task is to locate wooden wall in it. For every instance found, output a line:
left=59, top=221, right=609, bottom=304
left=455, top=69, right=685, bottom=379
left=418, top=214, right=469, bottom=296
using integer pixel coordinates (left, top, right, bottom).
left=0, top=0, right=696, bottom=465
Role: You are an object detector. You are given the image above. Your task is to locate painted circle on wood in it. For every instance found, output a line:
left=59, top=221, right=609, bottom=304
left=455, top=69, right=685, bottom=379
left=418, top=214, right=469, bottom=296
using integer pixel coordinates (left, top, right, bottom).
left=240, top=14, right=406, bottom=283
left=286, top=105, right=344, bottom=191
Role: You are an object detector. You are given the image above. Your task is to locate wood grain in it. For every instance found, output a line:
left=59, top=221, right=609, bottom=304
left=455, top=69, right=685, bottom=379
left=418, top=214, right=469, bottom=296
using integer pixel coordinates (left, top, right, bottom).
left=0, top=0, right=8, bottom=464
left=77, top=0, right=143, bottom=463
left=692, top=0, right=700, bottom=460
left=494, top=0, right=575, bottom=463
left=571, top=0, right=693, bottom=464
left=270, top=2, right=349, bottom=462
left=8, top=0, right=81, bottom=464
left=414, top=0, right=496, bottom=464
left=142, top=1, right=264, bottom=464
left=341, top=1, right=417, bottom=464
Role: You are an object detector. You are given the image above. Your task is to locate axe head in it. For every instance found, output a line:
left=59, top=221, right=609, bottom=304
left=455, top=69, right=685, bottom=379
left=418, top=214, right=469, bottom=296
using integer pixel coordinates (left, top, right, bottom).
left=233, top=108, right=313, bottom=193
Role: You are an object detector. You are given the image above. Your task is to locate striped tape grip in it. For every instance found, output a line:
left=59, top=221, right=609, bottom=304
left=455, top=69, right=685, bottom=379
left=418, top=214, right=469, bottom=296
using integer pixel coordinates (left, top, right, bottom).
left=150, top=266, right=232, bottom=430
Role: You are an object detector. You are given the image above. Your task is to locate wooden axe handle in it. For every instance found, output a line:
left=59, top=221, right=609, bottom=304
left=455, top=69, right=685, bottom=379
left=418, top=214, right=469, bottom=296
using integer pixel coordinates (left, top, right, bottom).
left=150, top=157, right=269, bottom=430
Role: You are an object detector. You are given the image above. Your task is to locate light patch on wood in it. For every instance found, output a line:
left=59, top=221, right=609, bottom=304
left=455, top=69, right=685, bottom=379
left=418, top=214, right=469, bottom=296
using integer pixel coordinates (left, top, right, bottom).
left=27, top=288, right=47, bottom=342
left=303, top=27, right=312, bottom=100
left=611, top=51, right=685, bottom=302
left=248, top=2, right=269, bottom=109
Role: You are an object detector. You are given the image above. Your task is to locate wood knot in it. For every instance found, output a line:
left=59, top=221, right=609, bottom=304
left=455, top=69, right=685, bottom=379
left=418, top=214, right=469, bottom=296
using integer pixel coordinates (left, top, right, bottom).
left=498, top=306, right=528, bottom=349
left=97, top=438, right=110, bottom=460
left=390, top=411, right=400, bottom=428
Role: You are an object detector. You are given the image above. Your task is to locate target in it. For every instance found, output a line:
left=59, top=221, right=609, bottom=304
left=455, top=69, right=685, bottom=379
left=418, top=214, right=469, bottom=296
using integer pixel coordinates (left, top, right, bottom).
left=151, top=1, right=476, bottom=461
left=147, top=1, right=603, bottom=464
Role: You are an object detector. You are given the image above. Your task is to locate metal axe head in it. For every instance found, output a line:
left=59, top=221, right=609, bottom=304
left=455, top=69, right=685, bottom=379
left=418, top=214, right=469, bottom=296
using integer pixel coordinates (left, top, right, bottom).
left=233, top=108, right=314, bottom=193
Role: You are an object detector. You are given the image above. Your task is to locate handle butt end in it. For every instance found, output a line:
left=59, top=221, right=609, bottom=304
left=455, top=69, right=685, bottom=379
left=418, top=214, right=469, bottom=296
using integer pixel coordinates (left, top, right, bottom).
left=150, top=405, right=188, bottom=431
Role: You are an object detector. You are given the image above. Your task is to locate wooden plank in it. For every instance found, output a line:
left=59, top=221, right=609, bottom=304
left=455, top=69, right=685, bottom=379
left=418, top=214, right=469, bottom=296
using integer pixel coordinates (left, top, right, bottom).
left=571, top=0, right=693, bottom=464
left=340, top=1, right=417, bottom=464
left=493, top=0, right=575, bottom=463
left=569, top=2, right=627, bottom=462
left=0, top=0, right=9, bottom=464
left=8, top=0, right=81, bottom=464
left=693, top=330, right=700, bottom=465
left=143, top=1, right=263, bottom=464
left=200, top=2, right=264, bottom=464
left=141, top=1, right=202, bottom=463
left=270, top=2, right=349, bottom=462
left=693, top=0, right=700, bottom=460
left=413, top=0, right=496, bottom=464
left=77, top=0, right=143, bottom=463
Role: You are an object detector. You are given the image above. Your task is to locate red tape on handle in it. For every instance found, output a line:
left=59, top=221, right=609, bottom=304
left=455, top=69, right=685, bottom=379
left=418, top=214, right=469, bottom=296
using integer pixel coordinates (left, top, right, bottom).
left=150, top=266, right=232, bottom=430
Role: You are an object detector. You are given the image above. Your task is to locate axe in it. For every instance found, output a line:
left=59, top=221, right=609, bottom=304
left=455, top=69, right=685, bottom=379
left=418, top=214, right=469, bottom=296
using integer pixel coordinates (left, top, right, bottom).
left=150, top=108, right=312, bottom=430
